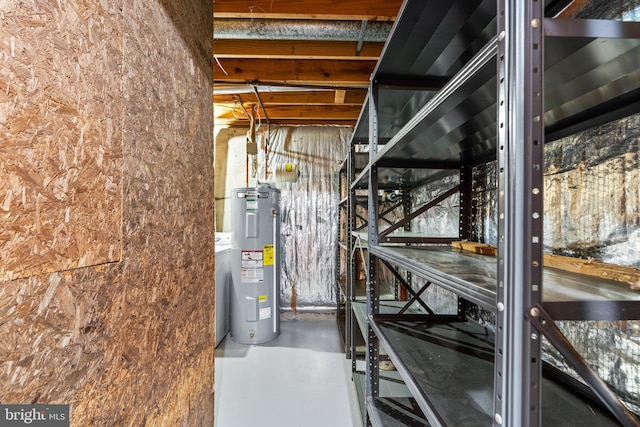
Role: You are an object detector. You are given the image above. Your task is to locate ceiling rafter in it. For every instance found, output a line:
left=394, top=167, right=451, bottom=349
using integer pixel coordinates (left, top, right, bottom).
left=213, top=0, right=404, bottom=127
left=213, top=0, right=403, bottom=20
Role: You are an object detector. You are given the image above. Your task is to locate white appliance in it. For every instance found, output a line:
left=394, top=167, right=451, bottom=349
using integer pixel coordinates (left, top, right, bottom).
left=215, top=232, right=232, bottom=347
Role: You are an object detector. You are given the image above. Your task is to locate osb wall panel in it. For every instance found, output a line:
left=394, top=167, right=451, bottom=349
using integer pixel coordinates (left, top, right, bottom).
left=0, top=267, right=117, bottom=408
left=109, top=1, right=214, bottom=423
left=0, top=0, right=214, bottom=425
left=156, top=0, right=213, bottom=78
left=0, top=0, right=123, bottom=281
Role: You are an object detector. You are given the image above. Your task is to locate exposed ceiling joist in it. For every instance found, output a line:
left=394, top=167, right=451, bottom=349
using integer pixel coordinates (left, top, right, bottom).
left=213, top=0, right=404, bottom=127
left=213, top=0, right=403, bottom=20
left=213, top=90, right=367, bottom=105
left=216, top=104, right=360, bottom=121
left=334, top=90, right=347, bottom=104
left=213, top=40, right=384, bottom=60
left=214, top=58, right=375, bottom=87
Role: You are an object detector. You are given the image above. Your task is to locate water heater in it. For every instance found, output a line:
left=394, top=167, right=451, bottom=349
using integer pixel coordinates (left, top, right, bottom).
left=230, top=184, right=281, bottom=344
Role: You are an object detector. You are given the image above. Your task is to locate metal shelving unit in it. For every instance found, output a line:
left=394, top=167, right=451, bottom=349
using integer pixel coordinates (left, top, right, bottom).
left=337, top=158, right=349, bottom=350
left=344, top=0, right=640, bottom=426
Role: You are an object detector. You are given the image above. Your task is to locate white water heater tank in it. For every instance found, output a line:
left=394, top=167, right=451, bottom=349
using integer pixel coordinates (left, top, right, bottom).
left=229, top=184, right=281, bottom=345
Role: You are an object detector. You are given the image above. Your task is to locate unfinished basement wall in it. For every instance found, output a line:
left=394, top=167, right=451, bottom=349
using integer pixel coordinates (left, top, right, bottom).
left=406, top=0, right=640, bottom=405
left=257, top=126, right=351, bottom=311
left=415, top=112, right=640, bottom=413
left=0, top=0, right=214, bottom=425
left=214, top=127, right=249, bottom=232
left=422, top=112, right=640, bottom=410
left=215, top=125, right=352, bottom=310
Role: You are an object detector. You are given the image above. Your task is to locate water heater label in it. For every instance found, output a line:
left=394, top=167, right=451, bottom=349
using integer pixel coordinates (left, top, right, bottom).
left=263, top=244, right=274, bottom=266
left=241, top=268, right=264, bottom=283
left=259, top=307, right=272, bottom=320
left=246, top=200, right=258, bottom=211
left=241, top=250, right=263, bottom=267
left=241, top=250, right=264, bottom=282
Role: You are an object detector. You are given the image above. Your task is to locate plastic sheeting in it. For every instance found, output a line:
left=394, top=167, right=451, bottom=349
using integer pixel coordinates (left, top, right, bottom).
left=461, top=113, right=640, bottom=411
left=544, top=114, right=640, bottom=267
left=411, top=173, right=460, bottom=239
left=256, top=126, right=351, bottom=311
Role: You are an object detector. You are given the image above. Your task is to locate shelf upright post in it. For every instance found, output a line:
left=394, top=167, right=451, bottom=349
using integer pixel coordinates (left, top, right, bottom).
left=458, top=164, right=473, bottom=317
left=460, top=165, right=473, bottom=241
left=348, top=142, right=356, bottom=367
left=338, top=163, right=345, bottom=351
left=401, top=187, right=411, bottom=301
left=365, top=79, right=380, bottom=426
left=495, top=0, right=545, bottom=426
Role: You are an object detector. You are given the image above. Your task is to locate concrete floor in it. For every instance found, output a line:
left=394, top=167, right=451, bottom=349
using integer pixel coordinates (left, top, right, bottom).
left=214, top=320, right=363, bottom=427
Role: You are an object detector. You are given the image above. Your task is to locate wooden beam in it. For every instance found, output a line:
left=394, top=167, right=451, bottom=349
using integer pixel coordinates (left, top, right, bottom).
left=554, top=0, right=590, bottom=18
left=216, top=118, right=357, bottom=126
left=544, top=254, right=640, bottom=287
left=263, top=105, right=360, bottom=120
left=214, top=90, right=367, bottom=105
left=451, top=241, right=498, bottom=256
left=450, top=240, right=640, bottom=288
left=334, top=90, right=347, bottom=104
left=214, top=58, right=374, bottom=87
left=213, top=0, right=403, bottom=21
left=216, top=104, right=360, bottom=121
left=213, top=39, right=384, bottom=61
left=214, top=102, right=257, bottom=122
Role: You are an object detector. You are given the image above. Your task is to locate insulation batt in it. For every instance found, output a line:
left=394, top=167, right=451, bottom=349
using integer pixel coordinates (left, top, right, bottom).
left=257, top=125, right=351, bottom=310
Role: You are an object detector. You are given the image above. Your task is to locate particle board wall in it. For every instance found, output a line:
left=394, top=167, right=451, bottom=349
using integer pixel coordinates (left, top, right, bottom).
left=0, top=0, right=215, bottom=426
left=0, top=0, right=123, bottom=281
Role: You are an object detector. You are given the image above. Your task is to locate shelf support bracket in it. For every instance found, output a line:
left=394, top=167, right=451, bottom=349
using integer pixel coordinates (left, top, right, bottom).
left=397, top=281, right=432, bottom=315
left=380, top=259, right=434, bottom=315
left=379, top=184, right=460, bottom=240
left=528, top=303, right=640, bottom=427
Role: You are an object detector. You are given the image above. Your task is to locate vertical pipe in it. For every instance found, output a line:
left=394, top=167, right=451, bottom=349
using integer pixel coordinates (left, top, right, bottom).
left=273, top=208, right=278, bottom=333
left=356, top=20, right=369, bottom=56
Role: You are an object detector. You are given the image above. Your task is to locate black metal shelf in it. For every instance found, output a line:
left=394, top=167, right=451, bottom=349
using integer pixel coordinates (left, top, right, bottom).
left=352, top=301, right=424, bottom=342
left=373, top=37, right=498, bottom=167
left=350, top=18, right=640, bottom=191
left=351, top=97, right=369, bottom=146
left=370, top=316, right=625, bottom=427
left=370, top=246, right=640, bottom=320
left=344, top=1, right=640, bottom=425
left=352, top=230, right=456, bottom=246
left=543, top=19, right=640, bottom=141
left=372, top=0, right=497, bottom=83
left=351, top=164, right=461, bottom=191
left=353, top=371, right=430, bottom=427
left=367, top=397, right=430, bottom=427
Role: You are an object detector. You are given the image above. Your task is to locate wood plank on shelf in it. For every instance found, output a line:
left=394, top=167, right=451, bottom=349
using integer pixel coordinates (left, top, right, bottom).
left=452, top=240, right=640, bottom=289
left=451, top=240, right=497, bottom=256
left=544, top=254, right=640, bottom=290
